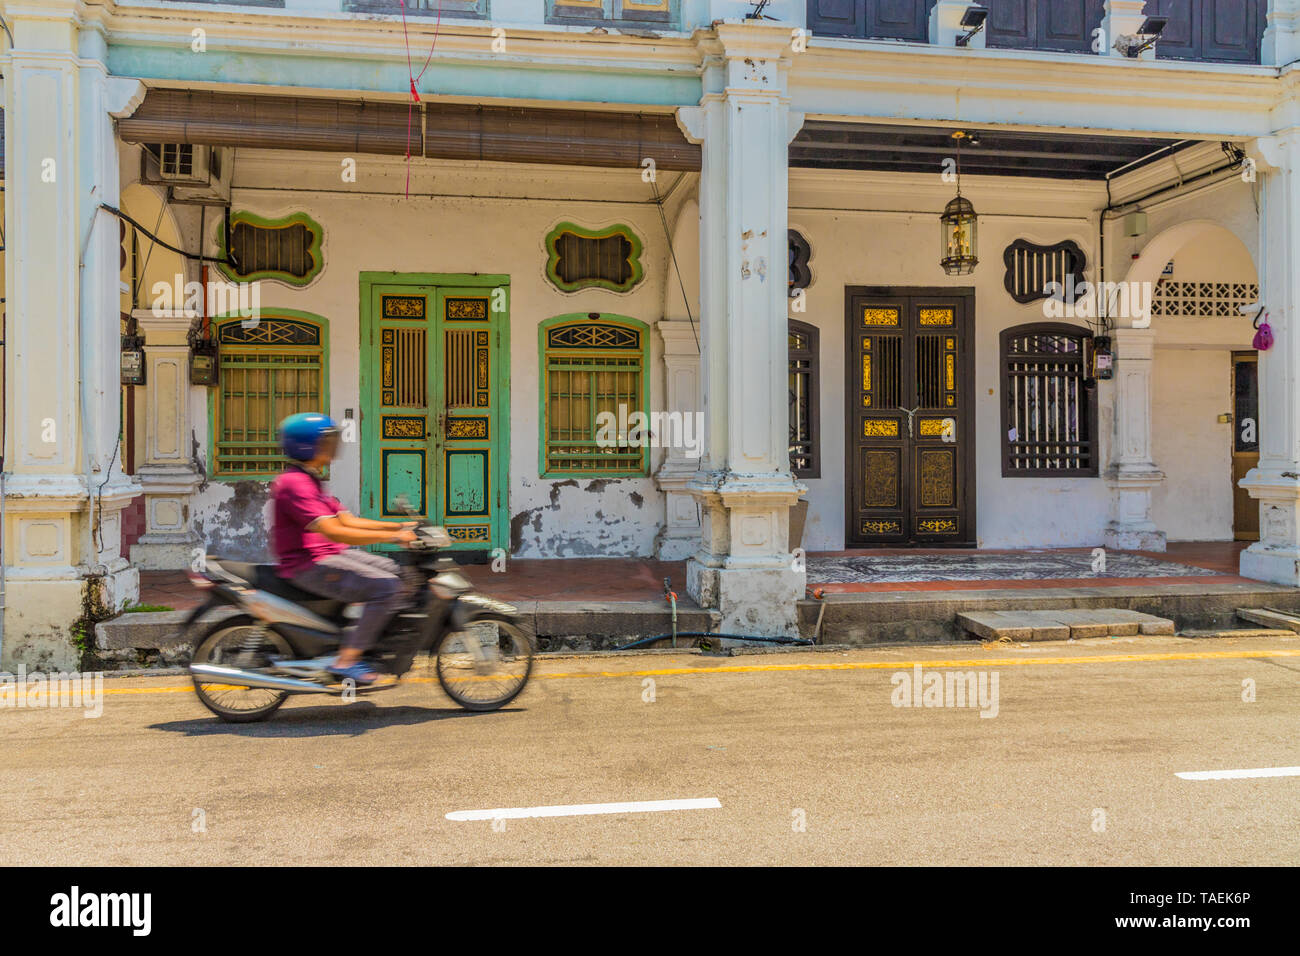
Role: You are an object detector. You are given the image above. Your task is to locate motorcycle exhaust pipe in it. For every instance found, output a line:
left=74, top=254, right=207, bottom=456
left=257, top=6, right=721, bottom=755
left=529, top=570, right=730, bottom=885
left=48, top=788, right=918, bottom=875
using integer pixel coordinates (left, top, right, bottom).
left=189, top=663, right=335, bottom=694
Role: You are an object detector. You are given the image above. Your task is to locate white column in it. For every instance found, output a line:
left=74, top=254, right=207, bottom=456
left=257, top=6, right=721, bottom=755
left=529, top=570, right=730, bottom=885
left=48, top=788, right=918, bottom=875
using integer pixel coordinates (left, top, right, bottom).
left=1240, top=133, right=1300, bottom=585
left=2, top=6, right=143, bottom=669
left=930, top=0, right=987, bottom=48
left=654, top=319, right=703, bottom=560
left=129, top=310, right=204, bottom=570
left=676, top=22, right=805, bottom=637
left=1104, top=327, right=1166, bottom=551
left=1263, top=0, right=1300, bottom=66
left=1102, top=0, right=1154, bottom=59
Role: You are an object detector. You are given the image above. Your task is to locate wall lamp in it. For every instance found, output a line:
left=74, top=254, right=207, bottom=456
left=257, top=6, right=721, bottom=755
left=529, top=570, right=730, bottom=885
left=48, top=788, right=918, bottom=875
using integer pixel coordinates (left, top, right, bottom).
left=1115, top=16, right=1168, bottom=58
left=955, top=5, right=988, bottom=47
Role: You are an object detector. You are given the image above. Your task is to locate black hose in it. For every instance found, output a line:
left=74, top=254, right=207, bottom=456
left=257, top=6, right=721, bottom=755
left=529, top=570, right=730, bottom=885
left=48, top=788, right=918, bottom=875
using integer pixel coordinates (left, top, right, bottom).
left=613, top=632, right=814, bottom=651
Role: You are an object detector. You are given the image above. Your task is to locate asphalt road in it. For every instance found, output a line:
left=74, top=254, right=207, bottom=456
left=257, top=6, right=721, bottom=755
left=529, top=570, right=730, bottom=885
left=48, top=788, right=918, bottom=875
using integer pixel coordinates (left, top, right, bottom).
left=2, top=634, right=1299, bottom=865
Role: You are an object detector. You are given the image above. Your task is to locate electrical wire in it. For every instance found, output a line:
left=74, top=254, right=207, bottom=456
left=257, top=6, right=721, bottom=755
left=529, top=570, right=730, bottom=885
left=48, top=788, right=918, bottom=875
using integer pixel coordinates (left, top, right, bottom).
left=99, top=203, right=229, bottom=265
left=649, top=174, right=700, bottom=354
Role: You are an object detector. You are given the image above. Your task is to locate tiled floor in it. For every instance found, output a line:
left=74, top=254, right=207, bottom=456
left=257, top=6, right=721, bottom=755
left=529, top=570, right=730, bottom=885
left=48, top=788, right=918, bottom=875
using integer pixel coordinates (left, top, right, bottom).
left=137, top=541, right=1256, bottom=610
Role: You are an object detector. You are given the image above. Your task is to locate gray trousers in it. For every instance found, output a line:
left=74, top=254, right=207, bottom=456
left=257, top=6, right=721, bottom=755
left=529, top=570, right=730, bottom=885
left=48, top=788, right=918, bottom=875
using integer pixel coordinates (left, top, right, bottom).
left=290, top=550, right=406, bottom=653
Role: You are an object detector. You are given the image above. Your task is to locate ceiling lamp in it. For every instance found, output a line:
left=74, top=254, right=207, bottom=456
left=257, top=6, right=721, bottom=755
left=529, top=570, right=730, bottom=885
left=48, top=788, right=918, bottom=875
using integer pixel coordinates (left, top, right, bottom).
left=940, top=130, right=979, bottom=276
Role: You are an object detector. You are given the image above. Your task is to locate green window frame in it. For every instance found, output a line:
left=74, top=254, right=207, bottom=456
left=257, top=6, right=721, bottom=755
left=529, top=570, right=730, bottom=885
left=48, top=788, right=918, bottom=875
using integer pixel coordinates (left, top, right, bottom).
left=539, top=314, right=649, bottom=478
left=216, top=210, right=324, bottom=287
left=210, top=311, right=329, bottom=479
left=544, top=221, right=644, bottom=294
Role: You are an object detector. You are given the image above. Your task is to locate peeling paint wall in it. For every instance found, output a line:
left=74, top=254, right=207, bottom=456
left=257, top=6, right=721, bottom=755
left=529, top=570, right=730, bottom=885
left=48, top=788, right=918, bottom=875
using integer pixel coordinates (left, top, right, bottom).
left=180, top=151, right=671, bottom=560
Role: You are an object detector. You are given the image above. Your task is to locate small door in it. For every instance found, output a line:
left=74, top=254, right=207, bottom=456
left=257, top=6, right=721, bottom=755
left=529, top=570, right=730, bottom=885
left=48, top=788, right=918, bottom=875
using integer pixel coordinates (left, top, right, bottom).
left=361, top=277, right=510, bottom=552
left=845, top=289, right=975, bottom=547
left=1231, top=350, right=1259, bottom=541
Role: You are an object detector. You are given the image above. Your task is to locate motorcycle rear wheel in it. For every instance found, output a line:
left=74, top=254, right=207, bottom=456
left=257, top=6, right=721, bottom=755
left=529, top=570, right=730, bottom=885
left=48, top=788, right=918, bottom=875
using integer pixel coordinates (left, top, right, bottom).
left=435, top=613, right=534, bottom=712
left=191, top=615, right=293, bottom=723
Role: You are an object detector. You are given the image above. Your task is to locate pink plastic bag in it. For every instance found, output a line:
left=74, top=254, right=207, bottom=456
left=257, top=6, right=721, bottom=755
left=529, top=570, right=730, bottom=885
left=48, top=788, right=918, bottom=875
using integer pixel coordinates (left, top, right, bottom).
left=1253, top=314, right=1273, bottom=351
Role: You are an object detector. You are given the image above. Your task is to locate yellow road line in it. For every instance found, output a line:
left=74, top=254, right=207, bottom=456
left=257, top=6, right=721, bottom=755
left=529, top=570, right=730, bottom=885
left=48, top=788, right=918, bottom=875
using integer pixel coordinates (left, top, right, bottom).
left=97, top=646, right=1300, bottom=696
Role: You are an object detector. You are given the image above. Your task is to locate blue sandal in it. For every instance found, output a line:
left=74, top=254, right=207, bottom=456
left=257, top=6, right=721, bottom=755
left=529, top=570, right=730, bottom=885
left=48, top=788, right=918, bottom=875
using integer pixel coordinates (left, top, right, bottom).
left=328, top=662, right=380, bottom=685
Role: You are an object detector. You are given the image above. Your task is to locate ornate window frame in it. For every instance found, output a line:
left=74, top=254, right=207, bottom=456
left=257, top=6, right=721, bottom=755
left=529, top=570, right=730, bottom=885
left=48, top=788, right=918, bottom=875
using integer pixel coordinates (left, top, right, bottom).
left=999, top=322, right=1097, bottom=478
left=538, top=313, right=650, bottom=478
left=209, top=309, right=330, bottom=479
left=216, top=210, right=325, bottom=288
left=544, top=221, right=644, bottom=294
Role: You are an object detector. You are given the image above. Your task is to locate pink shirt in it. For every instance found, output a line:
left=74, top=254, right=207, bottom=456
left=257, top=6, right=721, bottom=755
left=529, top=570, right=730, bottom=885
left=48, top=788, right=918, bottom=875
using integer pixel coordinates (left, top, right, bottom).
left=270, top=466, right=348, bottom=577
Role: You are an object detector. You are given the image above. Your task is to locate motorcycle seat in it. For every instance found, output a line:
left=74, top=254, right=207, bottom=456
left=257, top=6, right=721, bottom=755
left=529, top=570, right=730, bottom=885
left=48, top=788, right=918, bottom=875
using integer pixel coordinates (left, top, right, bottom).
left=209, top=559, right=346, bottom=616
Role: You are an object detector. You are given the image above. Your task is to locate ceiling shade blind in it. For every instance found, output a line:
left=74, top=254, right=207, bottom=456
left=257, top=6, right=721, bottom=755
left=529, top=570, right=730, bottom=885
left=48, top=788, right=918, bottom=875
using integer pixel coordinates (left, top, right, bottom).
left=117, top=90, right=700, bottom=171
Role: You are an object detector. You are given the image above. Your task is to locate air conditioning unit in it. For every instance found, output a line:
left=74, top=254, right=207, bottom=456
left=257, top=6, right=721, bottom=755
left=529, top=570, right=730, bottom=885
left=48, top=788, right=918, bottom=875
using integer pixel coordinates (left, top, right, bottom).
left=140, top=143, right=233, bottom=205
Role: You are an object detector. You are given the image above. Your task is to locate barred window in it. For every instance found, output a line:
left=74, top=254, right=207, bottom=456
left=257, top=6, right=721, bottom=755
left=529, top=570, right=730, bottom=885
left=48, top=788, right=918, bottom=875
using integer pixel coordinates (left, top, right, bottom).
left=215, top=316, right=326, bottom=477
left=1001, top=323, right=1096, bottom=477
left=541, top=317, right=648, bottom=476
left=789, top=320, right=820, bottom=478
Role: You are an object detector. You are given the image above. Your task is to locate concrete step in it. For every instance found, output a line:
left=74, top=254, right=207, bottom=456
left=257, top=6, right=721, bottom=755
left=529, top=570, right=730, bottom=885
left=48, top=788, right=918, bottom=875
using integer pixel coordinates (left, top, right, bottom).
left=796, top=582, right=1300, bottom=645
left=1237, top=607, right=1300, bottom=633
left=1181, top=627, right=1296, bottom=639
left=956, top=608, right=1174, bottom=642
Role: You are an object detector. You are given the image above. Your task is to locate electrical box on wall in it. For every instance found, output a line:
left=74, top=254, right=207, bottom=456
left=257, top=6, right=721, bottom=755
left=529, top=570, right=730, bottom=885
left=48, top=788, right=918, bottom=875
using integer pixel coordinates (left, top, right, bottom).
left=1123, top=211, right=1148, bottom=237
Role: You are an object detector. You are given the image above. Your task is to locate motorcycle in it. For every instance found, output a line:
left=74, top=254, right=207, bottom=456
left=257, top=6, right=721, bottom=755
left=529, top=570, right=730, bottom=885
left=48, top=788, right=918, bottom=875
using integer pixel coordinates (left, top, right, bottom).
left=182, top=514, right=533, bottom=723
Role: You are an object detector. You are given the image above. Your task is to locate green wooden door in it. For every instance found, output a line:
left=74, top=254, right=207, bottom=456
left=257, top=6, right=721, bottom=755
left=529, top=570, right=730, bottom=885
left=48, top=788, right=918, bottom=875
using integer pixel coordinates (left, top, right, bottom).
left=360, top=274, right=510, bottom=551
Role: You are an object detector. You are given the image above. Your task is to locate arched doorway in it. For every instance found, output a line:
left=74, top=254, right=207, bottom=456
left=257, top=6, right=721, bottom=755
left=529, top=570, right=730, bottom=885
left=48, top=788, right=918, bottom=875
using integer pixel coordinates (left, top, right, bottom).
left=1120, top=219, right=1260, bottom=543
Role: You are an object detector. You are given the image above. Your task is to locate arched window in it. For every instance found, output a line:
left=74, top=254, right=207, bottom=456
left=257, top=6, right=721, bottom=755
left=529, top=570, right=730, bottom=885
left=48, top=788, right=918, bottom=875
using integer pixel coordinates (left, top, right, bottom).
left=1000, top=322, right=1096, bottom=477
left=213, top=312, right=328, bottom=477
left=539, top=314, right=648, bottom=477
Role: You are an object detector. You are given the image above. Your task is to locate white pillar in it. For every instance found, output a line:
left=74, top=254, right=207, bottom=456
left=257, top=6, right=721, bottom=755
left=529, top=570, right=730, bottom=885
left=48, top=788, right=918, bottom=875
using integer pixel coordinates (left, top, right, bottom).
left=1104, top=327, right=1166, bottom=551
left=654, top=319, right=703, bottom=560
left=1102, top=0, right=1155, bottom=59
left=1240, top=133, right=1300, bottom=585
left=676, top=22, right=805, bottom=637
left=654, top=195, right=702, bottom=561
left=129, top=310, right=204, bottom=570
left=930, top=0, right=987, bottom=48
left=2, top=7, right=143, bottom=669
left=1263, top=0, right=1300, bottom=66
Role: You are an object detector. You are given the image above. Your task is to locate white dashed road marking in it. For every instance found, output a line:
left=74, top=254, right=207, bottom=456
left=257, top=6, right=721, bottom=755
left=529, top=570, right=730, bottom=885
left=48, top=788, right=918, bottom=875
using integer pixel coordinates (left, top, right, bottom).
left=446, top=797, right=722, bottom=821
left=1176, top=766, right=1300, bottom=781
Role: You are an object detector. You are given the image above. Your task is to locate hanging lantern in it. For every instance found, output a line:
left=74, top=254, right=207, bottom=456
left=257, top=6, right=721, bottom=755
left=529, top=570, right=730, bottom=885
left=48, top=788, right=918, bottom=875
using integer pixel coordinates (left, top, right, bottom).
left=939, top=131, right=979, bottom=276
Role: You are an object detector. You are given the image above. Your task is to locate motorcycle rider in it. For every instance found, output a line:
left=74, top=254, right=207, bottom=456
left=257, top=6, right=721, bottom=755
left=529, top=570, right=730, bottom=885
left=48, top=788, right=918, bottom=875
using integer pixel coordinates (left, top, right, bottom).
left=271, top=412, right=416, bottom=685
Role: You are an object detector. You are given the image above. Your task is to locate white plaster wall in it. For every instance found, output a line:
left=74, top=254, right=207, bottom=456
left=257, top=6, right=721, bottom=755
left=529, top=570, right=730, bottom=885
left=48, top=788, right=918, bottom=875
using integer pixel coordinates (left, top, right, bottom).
left=1151, top=348, right=1234, bottom=541
left=181, top=151, right=674, bottom=560
left=790, top=169, right=1113, bottom=550
left=790, top=162, right=1260, bottom=552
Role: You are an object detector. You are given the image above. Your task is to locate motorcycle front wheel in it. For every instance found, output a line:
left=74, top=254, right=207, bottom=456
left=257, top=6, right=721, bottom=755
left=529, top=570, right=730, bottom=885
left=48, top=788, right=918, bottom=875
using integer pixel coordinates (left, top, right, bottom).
left=191, top=615, right=293, bottom=723
left=435, top=613, right=534, bottom=711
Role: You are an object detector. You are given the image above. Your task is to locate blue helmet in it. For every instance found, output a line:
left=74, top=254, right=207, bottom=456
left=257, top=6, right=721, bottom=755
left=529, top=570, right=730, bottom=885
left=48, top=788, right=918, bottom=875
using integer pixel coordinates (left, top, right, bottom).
left=279, top=412, right=340, bottom=462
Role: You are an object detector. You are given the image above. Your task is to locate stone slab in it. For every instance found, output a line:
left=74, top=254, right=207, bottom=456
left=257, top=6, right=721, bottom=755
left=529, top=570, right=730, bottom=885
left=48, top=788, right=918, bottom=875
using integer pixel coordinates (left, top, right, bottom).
left=1237, top=608, right=1300, bottom=633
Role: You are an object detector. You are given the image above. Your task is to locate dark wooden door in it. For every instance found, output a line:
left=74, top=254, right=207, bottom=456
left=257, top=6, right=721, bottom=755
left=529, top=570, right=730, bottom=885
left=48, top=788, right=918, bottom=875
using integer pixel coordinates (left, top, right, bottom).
left=985, top=0, right=1105, bottom=53
left=845, top=289, right=975, bottom=547
left=1231, top=351, right=1259, bottom=542
left=807, top=0, right=935, bottom=42
left=1147, top=0, right=1264, bottom=64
